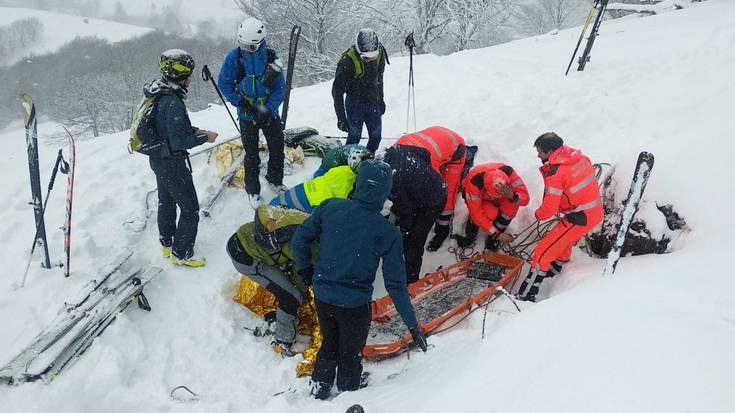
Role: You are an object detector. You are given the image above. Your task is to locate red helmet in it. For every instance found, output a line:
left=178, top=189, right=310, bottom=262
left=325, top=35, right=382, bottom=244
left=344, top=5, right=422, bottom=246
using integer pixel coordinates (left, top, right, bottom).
left=483, top=170, right=510, bottom=199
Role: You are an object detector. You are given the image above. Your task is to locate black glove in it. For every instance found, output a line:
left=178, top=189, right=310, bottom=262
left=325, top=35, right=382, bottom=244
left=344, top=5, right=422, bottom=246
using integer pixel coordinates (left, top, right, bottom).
left=426, top=225, right=449, bottom=252
left=379, top=100, right=386, bottom=115
left=298, top=266, right=314, bottom=287
left=337, top=118, right=349, bottom=132
left=409, top=327, right=428, bottom=352
left=255, top=105, right=272, bottom=125
left=240, top=100, right=255, bottom=117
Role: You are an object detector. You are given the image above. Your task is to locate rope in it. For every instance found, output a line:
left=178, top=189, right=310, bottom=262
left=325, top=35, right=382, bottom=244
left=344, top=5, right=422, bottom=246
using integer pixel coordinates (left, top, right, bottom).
left=500, top=218, right=561, bottom=263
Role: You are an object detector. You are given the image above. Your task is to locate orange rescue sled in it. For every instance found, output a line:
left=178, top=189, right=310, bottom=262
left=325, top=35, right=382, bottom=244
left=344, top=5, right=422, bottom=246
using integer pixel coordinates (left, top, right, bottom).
left=363, top=252, right=523, bottom=361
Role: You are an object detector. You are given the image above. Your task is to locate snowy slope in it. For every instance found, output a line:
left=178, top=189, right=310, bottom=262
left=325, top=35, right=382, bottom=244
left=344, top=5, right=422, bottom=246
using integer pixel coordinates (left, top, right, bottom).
left=1, top=1, right=734, bottom=412
left=0, top=7, right=152, bottom=66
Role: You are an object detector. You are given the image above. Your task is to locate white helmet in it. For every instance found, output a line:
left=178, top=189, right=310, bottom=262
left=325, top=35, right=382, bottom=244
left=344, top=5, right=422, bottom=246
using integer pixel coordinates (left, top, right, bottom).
left=238, top=17, right=266, bottom=51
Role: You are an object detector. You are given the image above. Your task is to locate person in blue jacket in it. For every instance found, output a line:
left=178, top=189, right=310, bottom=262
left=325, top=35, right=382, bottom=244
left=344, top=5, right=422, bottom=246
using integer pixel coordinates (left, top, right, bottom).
left=146, top=49, right=218, bottom=267
left=218, top=17, right=286, bottom=208
left=291, top=159, right=428, bottom=400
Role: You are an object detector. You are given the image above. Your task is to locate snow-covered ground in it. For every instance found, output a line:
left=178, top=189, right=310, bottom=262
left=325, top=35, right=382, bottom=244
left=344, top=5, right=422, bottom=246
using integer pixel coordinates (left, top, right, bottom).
left=1, top=0, right=734, bottom=411
left=0, top=7, right=152, bottom=66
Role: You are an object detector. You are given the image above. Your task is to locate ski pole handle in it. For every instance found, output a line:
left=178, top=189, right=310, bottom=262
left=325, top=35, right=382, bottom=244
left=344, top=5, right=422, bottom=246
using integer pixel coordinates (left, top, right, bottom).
left=202, top=65, right=212, bottom=82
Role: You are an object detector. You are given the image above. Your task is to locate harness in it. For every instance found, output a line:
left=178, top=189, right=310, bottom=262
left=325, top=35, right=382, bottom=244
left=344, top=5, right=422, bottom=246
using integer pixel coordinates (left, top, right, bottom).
left=237, top=47, right=277, bottom=106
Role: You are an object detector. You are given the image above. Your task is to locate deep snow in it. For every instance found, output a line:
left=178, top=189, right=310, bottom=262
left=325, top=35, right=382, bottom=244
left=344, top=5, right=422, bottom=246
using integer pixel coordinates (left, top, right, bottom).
left=1, top=1, right=734, bottom=412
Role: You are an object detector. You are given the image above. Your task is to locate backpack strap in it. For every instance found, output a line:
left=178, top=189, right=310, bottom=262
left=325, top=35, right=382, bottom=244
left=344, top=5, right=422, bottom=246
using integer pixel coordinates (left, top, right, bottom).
left=237, top=47, right=246, bottom=85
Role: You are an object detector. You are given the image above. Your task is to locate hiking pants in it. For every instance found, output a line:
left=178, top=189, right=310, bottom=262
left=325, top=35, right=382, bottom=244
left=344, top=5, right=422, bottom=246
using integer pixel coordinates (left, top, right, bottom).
left=149, top=156, right=199, bottom=259
left=241, top=116, right=284, bottom=195
left=531, top=211, right=602, bottom=272
left=401, top=203, right=443, bottom=283
left=345, top=96, right=381, bottom=153
left=312, top=299, right=371, bottom=392
left=226, top=234, right=302, bottom=344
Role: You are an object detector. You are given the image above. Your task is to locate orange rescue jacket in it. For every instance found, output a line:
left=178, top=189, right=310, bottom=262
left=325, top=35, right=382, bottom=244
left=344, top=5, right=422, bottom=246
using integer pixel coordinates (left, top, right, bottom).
left=463, top=163, right=529, bottom=233
left=395, top=126, right=466, bottom=215
left=536, top=146, right=603, bottom=226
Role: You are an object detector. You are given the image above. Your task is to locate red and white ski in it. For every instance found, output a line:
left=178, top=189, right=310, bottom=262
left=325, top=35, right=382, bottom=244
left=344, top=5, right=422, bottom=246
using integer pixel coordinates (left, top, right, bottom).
left=62, top=127, right=76, bottom=278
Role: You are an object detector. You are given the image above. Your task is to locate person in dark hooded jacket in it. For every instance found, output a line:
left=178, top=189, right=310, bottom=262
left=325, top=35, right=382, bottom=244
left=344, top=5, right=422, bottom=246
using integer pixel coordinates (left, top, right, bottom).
left=147, top=49, right=218, bottom=267
left=291, top=159, right=427, bottom=400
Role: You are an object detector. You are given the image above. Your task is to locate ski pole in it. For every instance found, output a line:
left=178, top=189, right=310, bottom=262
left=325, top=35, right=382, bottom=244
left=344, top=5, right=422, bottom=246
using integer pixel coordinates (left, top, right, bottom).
left=565, top=0, right=599, bottom=76
left=404, top=32, right=417, bottom=132
left=20, top=149, right=68, bottom=287
left=201, top=64, right=240, bottom=133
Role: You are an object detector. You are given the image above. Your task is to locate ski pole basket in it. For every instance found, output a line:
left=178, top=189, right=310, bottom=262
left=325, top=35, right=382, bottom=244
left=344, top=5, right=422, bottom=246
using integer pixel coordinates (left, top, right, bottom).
left=363, top=252, right=523, bottom=361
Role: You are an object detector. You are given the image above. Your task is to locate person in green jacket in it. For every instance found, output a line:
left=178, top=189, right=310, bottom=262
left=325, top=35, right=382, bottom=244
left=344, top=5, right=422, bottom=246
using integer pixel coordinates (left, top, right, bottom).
left=226, top=205, right=316, bottom=353
left=313, top=144, right=372, bottom=178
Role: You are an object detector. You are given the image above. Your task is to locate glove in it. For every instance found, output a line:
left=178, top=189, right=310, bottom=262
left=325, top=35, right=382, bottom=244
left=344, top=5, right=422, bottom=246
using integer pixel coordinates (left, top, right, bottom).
left=254, top=104, right=272, bottom=125
left=409, top=327, right=428, bottom=352
left=426, top=225, right=450, bottom=252
left=337, top=118, right=349, bottom=132
left=240, top=100, right=255, bottom=117
left=379, top=100, right=386, bottom=115
left=298, top=266, right=314, bottom=287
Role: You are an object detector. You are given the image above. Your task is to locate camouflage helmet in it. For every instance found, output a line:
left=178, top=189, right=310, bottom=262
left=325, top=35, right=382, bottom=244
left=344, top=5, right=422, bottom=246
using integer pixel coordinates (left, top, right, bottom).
left=159, top=49, right=195, bottom=82
left=346, top=144, right=373, bottom=172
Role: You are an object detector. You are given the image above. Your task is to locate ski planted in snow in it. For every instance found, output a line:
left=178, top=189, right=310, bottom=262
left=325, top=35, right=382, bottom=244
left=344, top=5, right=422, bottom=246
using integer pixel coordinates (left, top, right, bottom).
left=19, top=94, right=51, bottom=269
left=62, top=127, right=76, bottom=277
left=577, top=0, right=610, bottom=72
left=281, top=25, right=301, bottom=129
left=1, top=251, right=161, bottom=384
left=602, top=151, right=654, bottom=276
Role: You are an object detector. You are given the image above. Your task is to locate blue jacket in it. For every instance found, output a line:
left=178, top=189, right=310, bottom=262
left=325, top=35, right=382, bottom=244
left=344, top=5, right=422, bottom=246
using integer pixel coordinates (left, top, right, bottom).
left=291, top=160, right=419, bottom=329
left=146, top=79, right=207, bottom=157
left=218, top=42, right=286, bottom=122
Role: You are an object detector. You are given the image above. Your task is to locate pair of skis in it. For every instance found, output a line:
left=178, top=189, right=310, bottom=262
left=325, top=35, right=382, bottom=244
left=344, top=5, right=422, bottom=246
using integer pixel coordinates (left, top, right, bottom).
left=19, top=95, right=76, bottom=285
left=565, top=0, right=610, bottom=75
left=2, top=251, right=161, bottom=384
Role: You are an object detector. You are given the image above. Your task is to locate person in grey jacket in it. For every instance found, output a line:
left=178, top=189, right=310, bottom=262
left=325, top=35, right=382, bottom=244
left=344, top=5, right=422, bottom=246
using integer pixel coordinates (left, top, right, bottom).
left=147, top=49, right=217, bottom=267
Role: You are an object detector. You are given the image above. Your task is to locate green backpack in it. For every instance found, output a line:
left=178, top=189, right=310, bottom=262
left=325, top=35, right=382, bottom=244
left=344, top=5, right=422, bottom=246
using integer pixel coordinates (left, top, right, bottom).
left=129, top=95, right=167, bottom=156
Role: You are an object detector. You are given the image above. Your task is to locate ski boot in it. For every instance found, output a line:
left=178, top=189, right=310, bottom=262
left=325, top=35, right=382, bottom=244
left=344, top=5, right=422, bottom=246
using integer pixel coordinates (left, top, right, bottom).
left=267, top=181, right=287, bottom=195
left=248, top=193, right=263, bottom=210
left=546, top=261, right=564, bottom=278
left=310, top=380, right=332, bottom=400
left=169, top=251, right=206, bottom=268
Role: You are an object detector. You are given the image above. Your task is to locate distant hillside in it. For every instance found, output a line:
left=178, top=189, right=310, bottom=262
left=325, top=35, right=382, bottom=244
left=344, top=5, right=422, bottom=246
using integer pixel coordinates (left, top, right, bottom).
left=0, top=7, right=152, bottom=66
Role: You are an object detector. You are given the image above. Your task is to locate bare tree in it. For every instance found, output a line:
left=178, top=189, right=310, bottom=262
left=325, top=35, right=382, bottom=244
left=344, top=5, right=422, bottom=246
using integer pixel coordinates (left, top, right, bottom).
left=445, top=0, right=515, bottom=52
left=516, top=0, right=587, bottom=36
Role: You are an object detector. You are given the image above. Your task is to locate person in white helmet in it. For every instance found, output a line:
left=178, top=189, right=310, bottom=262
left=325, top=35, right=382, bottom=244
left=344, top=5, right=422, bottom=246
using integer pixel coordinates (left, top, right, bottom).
left=332, top=28, right=388, bottom=153
left=219, top=17, right=287, bottom=209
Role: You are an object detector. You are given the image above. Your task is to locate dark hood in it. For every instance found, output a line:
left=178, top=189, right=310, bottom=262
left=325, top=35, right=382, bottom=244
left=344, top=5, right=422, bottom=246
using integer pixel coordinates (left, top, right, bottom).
left=143, top=78, right=187, bottom=99
left=352, top=159, right=393, bottom=210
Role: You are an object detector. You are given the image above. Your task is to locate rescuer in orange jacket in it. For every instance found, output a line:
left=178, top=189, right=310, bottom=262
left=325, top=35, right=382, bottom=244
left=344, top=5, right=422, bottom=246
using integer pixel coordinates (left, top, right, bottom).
left=453, top=163, right=529, bottom=251
left=385, top=126, right=468, bottom=283
left=517, top=133, right=603, bottom=302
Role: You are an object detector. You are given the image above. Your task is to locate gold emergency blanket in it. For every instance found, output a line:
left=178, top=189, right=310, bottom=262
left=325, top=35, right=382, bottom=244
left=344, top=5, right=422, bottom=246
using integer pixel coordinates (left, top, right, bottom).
left=212, top=141, right=305, bottom=189
left=233, top=275, right=320, bottom=377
